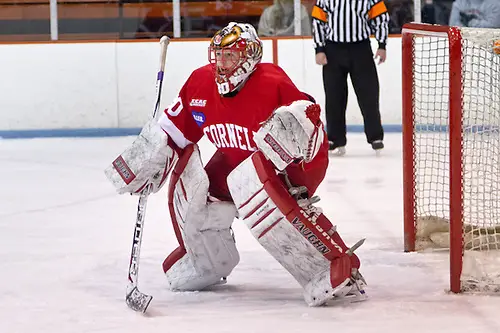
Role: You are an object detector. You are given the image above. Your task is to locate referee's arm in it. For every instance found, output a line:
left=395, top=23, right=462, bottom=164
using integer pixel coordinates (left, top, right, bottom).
left=368, top=0, right=390, bottom=50
left=311, top=0, right=329, bottom=54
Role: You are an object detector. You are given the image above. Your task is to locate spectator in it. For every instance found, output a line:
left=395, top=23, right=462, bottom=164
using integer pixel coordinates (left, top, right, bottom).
left=258, top=0, right=312, bottom=36
left=421, top=0, right=455, bottom=25
left=434, top=0, right=454, bottom=25
left=422, top=0, right=437, bottom=24
left=134, top=7, right=172, bottom=39
left=386, top=0, right=413, bottom=33
left=449, top=0, right=500, bottom=28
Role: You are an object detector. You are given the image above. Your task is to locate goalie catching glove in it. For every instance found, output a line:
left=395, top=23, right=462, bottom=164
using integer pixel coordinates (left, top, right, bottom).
left=253, top=100, right=324, bottom=171
left=105, top=118, right=178, bottom=194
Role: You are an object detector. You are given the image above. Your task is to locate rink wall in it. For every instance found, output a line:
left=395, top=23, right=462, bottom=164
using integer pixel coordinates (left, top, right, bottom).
left=0, top=37, right=402, bottom=138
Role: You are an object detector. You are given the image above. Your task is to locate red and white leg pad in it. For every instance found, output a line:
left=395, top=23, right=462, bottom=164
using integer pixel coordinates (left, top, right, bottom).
left=162, top=145, right=239, bottom=291
left=227, top=151, right=361, bottom=306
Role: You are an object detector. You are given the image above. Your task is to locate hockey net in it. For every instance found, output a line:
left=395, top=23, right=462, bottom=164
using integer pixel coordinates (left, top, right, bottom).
left=402, top=23, right=500, bottom=293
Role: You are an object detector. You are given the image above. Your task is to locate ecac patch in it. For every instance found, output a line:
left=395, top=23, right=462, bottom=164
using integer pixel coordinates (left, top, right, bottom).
left=191, top=111, right=206, bottom=127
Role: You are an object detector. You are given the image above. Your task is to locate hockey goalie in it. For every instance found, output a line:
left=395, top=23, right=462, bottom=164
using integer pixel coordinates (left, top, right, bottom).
left=105, top=22, right=366, bottom=306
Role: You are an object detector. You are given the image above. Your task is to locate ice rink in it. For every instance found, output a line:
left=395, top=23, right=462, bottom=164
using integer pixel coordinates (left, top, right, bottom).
left=2, top=133, right=500, bottom=333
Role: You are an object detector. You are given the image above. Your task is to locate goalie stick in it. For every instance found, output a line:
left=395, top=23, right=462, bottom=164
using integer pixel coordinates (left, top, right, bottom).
left=125, top=35, right=170, bottom=313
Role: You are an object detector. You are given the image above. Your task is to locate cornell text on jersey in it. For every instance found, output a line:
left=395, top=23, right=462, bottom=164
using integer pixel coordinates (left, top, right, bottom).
left=203, top=123, right=257, bottom=151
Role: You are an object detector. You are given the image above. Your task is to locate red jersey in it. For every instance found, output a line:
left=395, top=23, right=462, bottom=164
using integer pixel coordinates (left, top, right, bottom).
left=158, top=63, right=329, bottom=199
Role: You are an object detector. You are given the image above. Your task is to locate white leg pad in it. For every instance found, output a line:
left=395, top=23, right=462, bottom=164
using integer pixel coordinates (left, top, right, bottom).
left=227, top=152, right=353, bottom=306
left=164, top=145, right=239, bottom=290
left=250, top=214, right=344, bottom=306
left=166, top=201, right=239, bottom=291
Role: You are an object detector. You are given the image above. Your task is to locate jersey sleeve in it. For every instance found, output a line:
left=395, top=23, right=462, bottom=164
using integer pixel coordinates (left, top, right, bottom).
left=312, top=0, right=329, bottom=53
left=158, top=72, right=204, bottom=149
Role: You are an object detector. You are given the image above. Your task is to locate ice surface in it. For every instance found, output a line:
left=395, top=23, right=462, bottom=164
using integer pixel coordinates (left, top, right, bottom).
left=2, top=133, right=500, bottom=333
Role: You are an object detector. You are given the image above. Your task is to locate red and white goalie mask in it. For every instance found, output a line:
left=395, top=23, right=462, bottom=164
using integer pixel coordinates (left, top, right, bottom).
left=208, top=22, right=263, bottom=95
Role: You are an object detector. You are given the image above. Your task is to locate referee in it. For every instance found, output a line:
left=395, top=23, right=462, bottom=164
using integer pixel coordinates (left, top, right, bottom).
left=312, top=0, right=389, bottom=155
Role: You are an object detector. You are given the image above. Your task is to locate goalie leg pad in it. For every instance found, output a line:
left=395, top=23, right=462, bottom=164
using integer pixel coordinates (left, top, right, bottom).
left=163, top=145, right=239, bottom=291
left=227, top=152, right=355, bottom=306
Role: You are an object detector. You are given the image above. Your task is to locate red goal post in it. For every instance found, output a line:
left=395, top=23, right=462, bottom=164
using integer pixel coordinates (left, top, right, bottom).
left=402, top=23, right=500, bottom=293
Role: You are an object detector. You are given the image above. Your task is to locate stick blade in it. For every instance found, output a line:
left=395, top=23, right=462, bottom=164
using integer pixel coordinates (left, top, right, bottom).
left=126, top=286, right=153, bottom=313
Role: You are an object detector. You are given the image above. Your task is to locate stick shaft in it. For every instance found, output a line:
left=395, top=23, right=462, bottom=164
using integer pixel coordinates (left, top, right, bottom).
left=125, top=36, right=170, bottom=312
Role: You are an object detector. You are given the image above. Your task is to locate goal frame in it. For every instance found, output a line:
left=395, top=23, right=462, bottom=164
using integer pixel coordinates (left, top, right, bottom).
left=402, top=23, right=464, bottom=293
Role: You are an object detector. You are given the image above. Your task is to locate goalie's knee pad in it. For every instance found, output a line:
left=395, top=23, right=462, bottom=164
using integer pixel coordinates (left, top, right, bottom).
left=227, top=151, right=361, bottom=306
left=162, top=145, right=239, bottom=291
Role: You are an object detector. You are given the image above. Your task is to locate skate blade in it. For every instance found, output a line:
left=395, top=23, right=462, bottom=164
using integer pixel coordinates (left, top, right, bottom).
left=329, top=284, right=368, bottom=305
left=326, top=290, right=368, bottom=306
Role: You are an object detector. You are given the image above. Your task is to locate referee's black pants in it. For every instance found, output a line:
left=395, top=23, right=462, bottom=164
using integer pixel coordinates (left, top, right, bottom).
left=322, top=39, right=384, bottom=147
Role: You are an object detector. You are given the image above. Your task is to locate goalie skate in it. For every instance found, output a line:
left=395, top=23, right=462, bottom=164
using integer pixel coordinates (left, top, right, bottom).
left=326, top=273, right=367, bottom=305
left=327, top=241, right=368, bottom=304
left=346, top=269, right=368, bottom=300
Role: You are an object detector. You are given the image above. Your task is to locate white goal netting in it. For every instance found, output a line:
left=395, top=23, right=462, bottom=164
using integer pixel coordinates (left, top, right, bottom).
left=410, top=27, right=500, bottom=292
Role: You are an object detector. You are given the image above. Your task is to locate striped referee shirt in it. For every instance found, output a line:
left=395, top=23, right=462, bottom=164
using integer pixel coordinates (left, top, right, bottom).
left=312, top=0, right=390, bottom=53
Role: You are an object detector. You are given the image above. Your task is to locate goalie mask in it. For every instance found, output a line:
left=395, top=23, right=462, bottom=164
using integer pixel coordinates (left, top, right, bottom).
left=209, top=22, right=263, bottom=95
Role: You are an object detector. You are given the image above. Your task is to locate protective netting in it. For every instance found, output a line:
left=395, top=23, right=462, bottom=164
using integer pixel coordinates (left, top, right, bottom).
left=411, top=27, right=500, bottom=291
